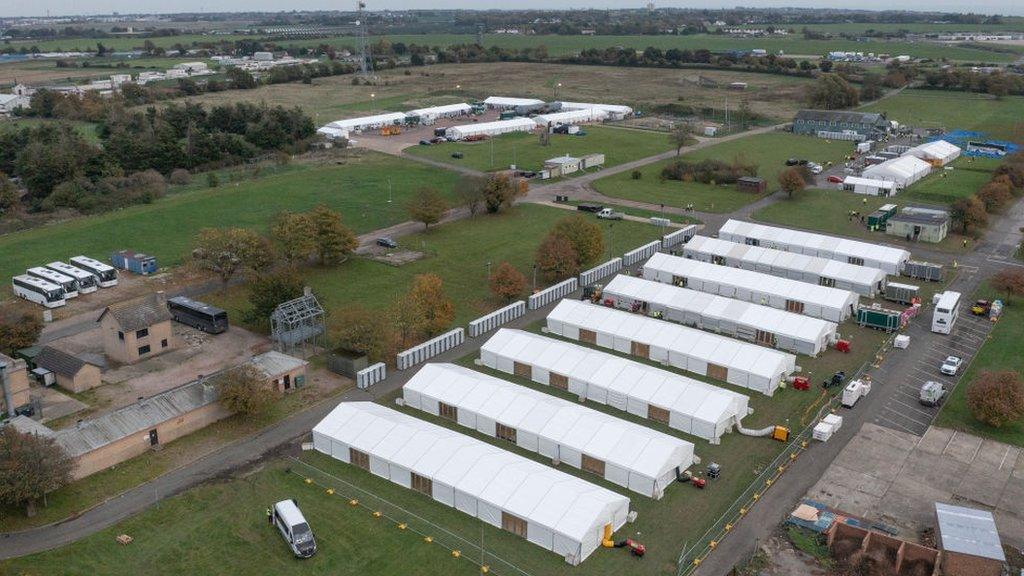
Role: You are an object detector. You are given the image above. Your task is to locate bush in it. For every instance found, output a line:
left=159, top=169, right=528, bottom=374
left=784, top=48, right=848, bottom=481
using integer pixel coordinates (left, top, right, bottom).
left=631, top=170, right=642, bottom=180
left=168, top=168, right=192, bottom=186
left=217, top=366, right=276, bottom=416
left=966, top=371, right=1024, bottom=428
left=661, top=158, right=758, bottom=185
left=207, top=172, right=220, bottom=188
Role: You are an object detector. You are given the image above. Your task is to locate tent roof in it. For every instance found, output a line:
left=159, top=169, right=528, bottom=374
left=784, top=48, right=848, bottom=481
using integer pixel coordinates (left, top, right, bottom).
left=312, top=402, right=629, bottom=543
left=532, top=109, right=607, bottom=125
left=448, top=117, right=536, bottom=135
left=406, top=363, right=694, bottom=479
left=325, top=112, right=407, bottom=130
left=557, top=101, right=632, bottom=114
left=483, top=96, right=545, bottom=107
left=862, top=155, right=932, bottom=181
left=909, top=140, right=961, bottom=161
left=406, top=103, right=472, bottom=116
left=842, top=176, right=896, bottom=189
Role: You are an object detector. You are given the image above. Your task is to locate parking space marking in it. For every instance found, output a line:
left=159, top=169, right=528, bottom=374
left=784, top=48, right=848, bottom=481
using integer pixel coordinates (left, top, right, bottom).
left=875, top=414, right=921, bottom=435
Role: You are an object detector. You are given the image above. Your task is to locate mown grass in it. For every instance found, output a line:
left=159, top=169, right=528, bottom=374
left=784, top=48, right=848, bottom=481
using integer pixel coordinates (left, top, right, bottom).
left=859, top=90, right=1024, bottom=143
left=902, top=157, right=1001, bottom=205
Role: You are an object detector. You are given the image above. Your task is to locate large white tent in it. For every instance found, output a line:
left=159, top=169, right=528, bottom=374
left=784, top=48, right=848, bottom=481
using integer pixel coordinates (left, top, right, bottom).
left=862, top=155, right=933, bottom=189
left=483, top=96, right=545, bottom=109
left=321, top=112, right=407, bottom=132
left=312, top=402, right=630, bottom=565
left=403, top=363, right=694, bottom=499
left=602, top=274, right=837, bottom=356
left=446, top=118, right=536, bottom=140
left=533, top=109, right=608, bottom=127
left=557, top=101, right=633, bottom=119
left=316, top=126, right=349, bottom=140
left=546, top=300, right=797, bottom=396
left=642, top=252, right=860, bottom=323
left=405, top=103, right=472, bottom=121
left=480, top=329, right=749, bottom=442
left=718, top=219, right=911, bottom=275
left=841, top=176, right=898, bottom=197
left=683, top=236, right=888, bottom=298
left=906, top=140, right=961, bottom=166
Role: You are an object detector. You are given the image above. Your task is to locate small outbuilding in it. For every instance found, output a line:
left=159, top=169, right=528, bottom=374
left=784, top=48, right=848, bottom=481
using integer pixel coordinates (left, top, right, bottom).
left=736, top=177, right=767, bottom=194
left=98, top=292, right=176, bottom=365
left=34, top=346, right=102, bottom=393
left=934, top=502, right=1005, bottom=576
left=249, top=350, right=308, bottom=393
left=886, top=206, right=950, bottom=243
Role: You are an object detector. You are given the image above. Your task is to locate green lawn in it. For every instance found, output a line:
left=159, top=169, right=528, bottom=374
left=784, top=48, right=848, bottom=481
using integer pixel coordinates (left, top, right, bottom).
left=209, top=204, right=666, bottom=330
left=860, top=91, right=1024, bottom=143
left=406, top=126, right=673, bottom=173
left=591, top=132, right=855, bottom=213
left=935, top=286, right=1024, bottom=445
left=563, top=200, right=702, bottom=225
left=0, top=152, right=460, bottom=296
left=901, top=157, right=1001, bottom=205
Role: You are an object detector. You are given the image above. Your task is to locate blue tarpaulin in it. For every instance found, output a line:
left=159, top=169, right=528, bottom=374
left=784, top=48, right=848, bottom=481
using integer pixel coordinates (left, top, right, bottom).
left=931, top=130, right=1019, bottom=158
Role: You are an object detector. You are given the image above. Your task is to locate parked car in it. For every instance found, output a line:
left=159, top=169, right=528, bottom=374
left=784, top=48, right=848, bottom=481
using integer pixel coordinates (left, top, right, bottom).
left=271, top=499, right=317, bottom=558
left=451, top=152, right=464, bottom=159
left=807, top=162, right=823, bottom=175
left=418, top=139, right=432, bottom=146
left=785, top=158, right=808, bottom=166
left=940, top=356, right=963, bottom=376
left=576, top=203, right=604, bottom=213
left=376, top=237, right=398, bottom=249
left=919, top=381, right=947, bottom=407
left=827, top=175, right=843, bottom=184
left=596, top=208, right=625, bottom=220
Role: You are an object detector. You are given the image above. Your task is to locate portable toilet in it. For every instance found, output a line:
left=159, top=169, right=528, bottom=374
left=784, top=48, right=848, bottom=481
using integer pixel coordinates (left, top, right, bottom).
left=111, top=250, right=158, bottom=275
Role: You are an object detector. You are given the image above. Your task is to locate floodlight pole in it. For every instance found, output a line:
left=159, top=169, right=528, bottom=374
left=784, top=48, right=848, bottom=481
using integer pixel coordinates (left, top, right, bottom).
left=387, top=177, right=392, bottom=203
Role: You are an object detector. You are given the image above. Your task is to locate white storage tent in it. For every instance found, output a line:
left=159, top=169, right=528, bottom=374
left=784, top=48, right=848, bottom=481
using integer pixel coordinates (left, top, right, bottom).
left=406, top=103, right=472, bottom=121
left=841, top=176, right=898, bottom=197
left=480, top=329, right=749, bottom=442
left=533, top=109, right=608, bottom=127
left=322, top=112, right=407, bottom=132
left=718, top=219, right=911, bottom=275
left=404, top=363, right=694, bottom=498
left=906, top=140, right=961, bottom=166
left=447, top=118, right=536, bottom=140
left=683, top=236, right=888, bottom=298
left=557, top=101, right=633, bottom=119
left=312, top=402, right=630, bottom=565
left=602, top=275, right=837, bottom=356
left=862, top=155, right=932, bottom=189
left=316, top=126, right=349, bottom=140
left=642, top=252, right=859, bottom=323
left=546, top=300, right=797, bottom=396
left=484, top=96, right=545, bottom=109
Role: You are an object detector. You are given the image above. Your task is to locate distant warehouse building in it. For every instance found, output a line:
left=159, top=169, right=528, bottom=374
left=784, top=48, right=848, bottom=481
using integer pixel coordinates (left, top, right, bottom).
left=885, top=206, right=950, bottom=243
left=792, top=110, right=890, bottom=140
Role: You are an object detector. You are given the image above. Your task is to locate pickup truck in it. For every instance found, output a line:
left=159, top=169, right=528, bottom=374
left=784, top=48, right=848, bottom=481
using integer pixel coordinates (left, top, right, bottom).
left=596, top=208, right=624, bottom=220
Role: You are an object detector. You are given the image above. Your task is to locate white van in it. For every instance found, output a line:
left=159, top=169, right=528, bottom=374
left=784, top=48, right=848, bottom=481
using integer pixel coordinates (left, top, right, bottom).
left=271, top=499, right=317, bottom=558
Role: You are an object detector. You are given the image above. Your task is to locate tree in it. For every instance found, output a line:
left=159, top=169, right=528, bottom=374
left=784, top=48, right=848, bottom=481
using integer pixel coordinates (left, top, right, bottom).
left=246, top=267, right=305, bottom=328
left=535, top=233, right=580, bottom=282
left=309, top=205, right=358, bottom=265
left=407, top=186, right=448, bottom=230
left=0, top=172, right=19, bottom=214
left=966, top=371, right=1024, bottom=428
left=168, top=168, right=191, bottom=186
left=454, top=175, right=486, bottom=216
left=191, top=227, right=274, bottom=284
left=860, top=74, right=883, bottom=101
left=550, top=215, right=605, bottom=268
left=482, top=174, right=526, bottom=214
left=489, top=262, right=527, bottom=302
left=778, top=167, right=806, bottom=199
left=950, top=196, right=988, bottom=234
left=394, top=274, right=455, bottom=344
left=991, top=269, right=1024, bottom=305
left=805, top=73, right=859, bottom=109
left=271, top=211, right=317, bottom=263
left=669, top=124, right=694, bottom=155
left=977, top=179, right=1014, bottom=213
left=0, top=427, right=73, bottom=516
left=331, top=306, right=397, bottom=364
left=217, top=365, right=276, bottom=416
left=0, top=312, right=43, bottom=355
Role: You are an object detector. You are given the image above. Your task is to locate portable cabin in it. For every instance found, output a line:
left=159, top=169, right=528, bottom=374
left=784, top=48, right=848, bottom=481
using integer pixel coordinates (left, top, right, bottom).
left=111, top=250, right=158, bottom=275
left=736, top=177, right=767, bottom=194
left=866, top=203, right=898, bottom=228
left=855, top=305, right=902, bottom=332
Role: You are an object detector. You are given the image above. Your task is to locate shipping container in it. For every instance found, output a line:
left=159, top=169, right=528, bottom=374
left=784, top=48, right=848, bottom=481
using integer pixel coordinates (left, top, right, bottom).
left=866, top=203, right=898, bottom=228
left=111, top=250, right=157, bottom=275
left=902, top=260, right=944, bottom=282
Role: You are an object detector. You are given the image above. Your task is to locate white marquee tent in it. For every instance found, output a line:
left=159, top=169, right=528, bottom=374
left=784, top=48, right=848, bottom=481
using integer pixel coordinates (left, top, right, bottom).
left=483, top=96, right=545, bottom=109
left=546, top=300, right=797, bottom=396
left=906, top=140, right=961, bottom=166
left=316, top=126, right=349, bottom=140
left=862, top=155, right=933, bottom=189
left=447, top=118, right=536, bottom=140
left=557, top=101, right=633, bottom=119
left=533, top=109, right=608, bottom=127
left=312, top=402, right=630, bottom=565
left=642, top=252, right=860, bottom=323
left=406, top=103, right=472, bottom=121
left=683, top=236, right=888, bottom=298
left=403, top=363, right=694, bottom=498
left=602, top=274, right=837, bottom=356
left=321, top=112, right=407, bottom=132
left=718, top=219, right=911, bottom=275
left=480, top=329, right=749, bottom=442
left=841, top=176, right=898, bottom=197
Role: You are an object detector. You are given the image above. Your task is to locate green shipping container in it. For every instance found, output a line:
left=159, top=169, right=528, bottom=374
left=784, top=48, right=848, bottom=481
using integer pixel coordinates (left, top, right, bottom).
left=856, top=306, right=901, bottom=332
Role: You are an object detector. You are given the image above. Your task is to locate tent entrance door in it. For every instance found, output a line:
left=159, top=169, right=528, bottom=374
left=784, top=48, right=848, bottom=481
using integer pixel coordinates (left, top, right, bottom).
left=581, top=454, right=606, bottom=476
left=579, top=329, right=597, bottom=344
left=707, top=363, right=728, bottom=381
left=513, top=361, right=531, bottom=379
left=502, top=512, right=528, bottom=538
left=549, top=372, right=569, bottom=391
left=631, top=341, right=651, bottom=358
left=648, top=405, right=670, bottom=424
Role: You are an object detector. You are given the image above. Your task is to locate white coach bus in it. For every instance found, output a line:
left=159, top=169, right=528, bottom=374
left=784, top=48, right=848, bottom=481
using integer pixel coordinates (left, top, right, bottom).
left=45, top=261, right=99, bottom=294
left=69, top=256, right=119, bottom=288
left=27, top=267, right=79, bottom=298
left=12, top=275, right=66, bottom=308
left=931, top=290, right=961, bottom=335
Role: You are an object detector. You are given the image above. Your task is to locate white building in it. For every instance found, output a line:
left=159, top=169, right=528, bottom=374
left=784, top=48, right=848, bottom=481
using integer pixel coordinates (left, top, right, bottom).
left=546, top=300, right=797, bottom=396
left=862, top=155, right=933, bottom=189
left=718, top=219, right=911, bottom=275
left=312, top=402, right=630, bottom=565
left=0, top=93, right=31, bottom=114
left=173, top=61, right=209, bottom=74
left=556, top=101, right=633, bottom=120
left=479, top=329, right=749, bottom=442
left=321, top=112, right=407, bottom=133
left=446, top=118, right=536, bottom=140
left=483, top=96, right=545, bottom=109
left=683, top=236, right=888, bottom=298
left=403, top=363, right=695, bottom=499
left=533, top=108, right=608, bottom=128
left=841, top=176, right=898, bottom=197
left=906, top=140, right=961, bottom=166
left=602, top=274, right=837, bottom=356
left=405, top=103, right=472, bottom=122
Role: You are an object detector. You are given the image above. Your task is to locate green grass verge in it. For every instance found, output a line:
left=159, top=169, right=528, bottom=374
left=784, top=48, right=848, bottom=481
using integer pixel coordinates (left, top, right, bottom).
left=859, top=91, right=1024, bottom=143
left=592, top=132, right=854, bottom=213
left=562, top=200, right=702, bottom=225
left=406, top=125, right=673, bottom=173
left=902, top=157, right=1001, bottom=205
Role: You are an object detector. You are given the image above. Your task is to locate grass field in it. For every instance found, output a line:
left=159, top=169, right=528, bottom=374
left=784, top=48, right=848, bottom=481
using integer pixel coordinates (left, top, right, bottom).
left=739, top=22, right=1024, bottom=34
left=901, top=157, right=1001, bottom=205
left=407, top=126, right=673, bottom=173
left=0, top=56, right=205, bottom=86
left=0, top=151, right=460, bottom=295
left=208, top=203, right=666, bottom=330
left=860, top=91, right=1024, bottom=143
left=591, top=132, right=855, bottom=213
left=935, top=285, right=1024, bottom=446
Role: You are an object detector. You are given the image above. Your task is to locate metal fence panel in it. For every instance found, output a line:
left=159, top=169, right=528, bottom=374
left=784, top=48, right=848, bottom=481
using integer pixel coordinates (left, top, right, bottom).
left=579, top=258, right=623, bottom=287
left=468, top=301, right=526, bottom=338
left=663, top=224, right=698, bottom=251
left=527, top=278, right=578, bottom=310
left=623, top=241, right=662, bottom=267
left=396, top=328, right=466, bottom=370
left=356, top=362, right=387, bottom=389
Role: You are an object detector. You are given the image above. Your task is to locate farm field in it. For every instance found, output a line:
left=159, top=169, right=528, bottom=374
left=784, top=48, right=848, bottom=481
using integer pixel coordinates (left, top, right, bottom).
left=2, top=33, right=259, bottom=54
left=591, top=132, right=854, bottom=213
left=901, top=156, right=1001, bottom=204
left=737, top=21, right=1024, bottom=34
left=0, top=55, right=212, bottom=85
left=407, top=126, right=673, bottom=173
left=208, top=203, right=665, bottom=330
left=0, top=151, right=460, bottom=294
left=860, top=90, right=1024, bottom=142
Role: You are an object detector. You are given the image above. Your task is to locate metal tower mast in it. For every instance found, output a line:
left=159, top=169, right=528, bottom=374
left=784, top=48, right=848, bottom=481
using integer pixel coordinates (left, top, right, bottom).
left=356, top=1, right=375, bottom=80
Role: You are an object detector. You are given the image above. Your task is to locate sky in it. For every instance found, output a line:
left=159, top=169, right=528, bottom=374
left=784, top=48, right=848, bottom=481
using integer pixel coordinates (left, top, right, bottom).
left=2, top=1, right=1023, bottom=19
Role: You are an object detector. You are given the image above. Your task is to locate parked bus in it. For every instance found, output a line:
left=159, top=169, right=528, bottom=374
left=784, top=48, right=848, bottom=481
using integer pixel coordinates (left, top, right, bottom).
left=26, top=267, right=79, bottom=298
left=12, top=275, right=66, bottom=308
left=69, top=256, right=118, bottom=288
left=44, top=262, right=99, bottom=294
left=167, top=296, right=229, bottom=334
left=931, top=290, right=961, bottom=335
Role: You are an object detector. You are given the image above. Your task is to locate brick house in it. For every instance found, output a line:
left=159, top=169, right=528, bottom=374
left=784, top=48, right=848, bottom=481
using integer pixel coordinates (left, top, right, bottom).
left=0, top=352, right=32, bottom=414
left=98, top=292, right=176, bottom=365
left=34, top=346, right=102, bottom=393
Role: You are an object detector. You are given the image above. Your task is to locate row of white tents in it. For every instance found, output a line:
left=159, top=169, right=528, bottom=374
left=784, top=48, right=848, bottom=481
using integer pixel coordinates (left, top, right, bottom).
left=642, top=252, right=860, bottom=323
left=683, top=236, right=888, bottom=298
left=404, top=363, right=695, bottom=499
left=857, top=140, right=962, bottom=190
left=313, top=401, right=630, bottom=565
left=718, top=219, right=911, bottom=275
left=602, top=274, right=838, bottom=356
left=546, top=299, right=797, bottom=396
left=446, top=117, right=538, bottom=140
left=480, top=328, right=750, bottom=442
